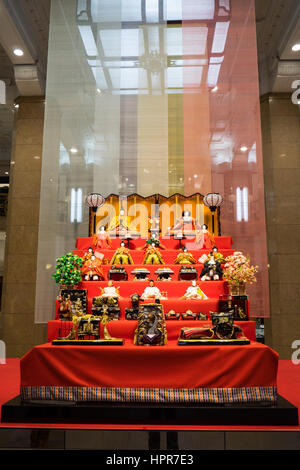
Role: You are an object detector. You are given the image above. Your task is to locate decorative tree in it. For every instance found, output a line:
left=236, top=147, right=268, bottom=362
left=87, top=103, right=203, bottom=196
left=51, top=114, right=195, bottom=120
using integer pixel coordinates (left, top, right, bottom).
left=223, top=251, right=258, bottom=286
left=52, top=253, right=84, bottom=287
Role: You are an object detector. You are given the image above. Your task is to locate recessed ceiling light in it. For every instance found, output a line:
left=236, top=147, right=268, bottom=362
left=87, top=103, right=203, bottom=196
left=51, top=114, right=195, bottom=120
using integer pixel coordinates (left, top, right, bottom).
left=96, top=88, right=101, bottom=93
left=13, top=48, right=24, bottom=56
left=240, top=146, right=248, bottom=152
left=70, top=148, right=78, bottom=154
left=292, top=44, right=300, bottom=52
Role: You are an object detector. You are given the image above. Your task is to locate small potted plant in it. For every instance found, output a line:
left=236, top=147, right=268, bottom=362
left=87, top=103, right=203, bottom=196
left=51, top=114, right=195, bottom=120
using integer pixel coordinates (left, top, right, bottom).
left=52, top=252, right=84, bottom=290
left=223, top=251, right=258, bottom=295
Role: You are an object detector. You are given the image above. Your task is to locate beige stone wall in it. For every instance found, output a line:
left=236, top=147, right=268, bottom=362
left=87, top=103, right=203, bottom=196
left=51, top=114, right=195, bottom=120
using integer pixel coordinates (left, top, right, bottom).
left=0, top=97, right=47, bottom=357
left=261, top=93, right=300, bottom=358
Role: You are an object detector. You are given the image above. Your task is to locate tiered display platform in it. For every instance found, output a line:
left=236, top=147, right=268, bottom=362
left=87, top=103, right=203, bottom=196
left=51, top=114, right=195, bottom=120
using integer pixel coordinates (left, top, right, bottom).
left=2, top=236, right=298, bottom=426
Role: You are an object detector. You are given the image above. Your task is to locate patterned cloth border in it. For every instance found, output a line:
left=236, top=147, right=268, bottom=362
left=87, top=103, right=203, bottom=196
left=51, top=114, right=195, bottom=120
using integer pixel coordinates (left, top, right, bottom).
left=21, top=386, right=277, bottom=403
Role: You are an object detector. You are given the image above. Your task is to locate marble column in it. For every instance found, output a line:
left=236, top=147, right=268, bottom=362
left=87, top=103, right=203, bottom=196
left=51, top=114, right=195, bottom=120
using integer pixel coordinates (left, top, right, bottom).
left=0, top=96, right=47, bottom=357
left=261, top=93, right=300, bottom=358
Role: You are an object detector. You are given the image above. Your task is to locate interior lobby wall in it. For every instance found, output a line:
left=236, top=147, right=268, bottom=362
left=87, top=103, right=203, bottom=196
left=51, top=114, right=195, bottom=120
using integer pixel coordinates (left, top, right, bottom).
left=261, top=93, right=300, bottom=359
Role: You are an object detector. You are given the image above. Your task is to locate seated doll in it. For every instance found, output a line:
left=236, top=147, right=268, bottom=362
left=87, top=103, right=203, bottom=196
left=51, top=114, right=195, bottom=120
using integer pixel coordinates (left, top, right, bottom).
left=100, top=280, right=120, bottom=299
left=83, top=246, right=94, bottom=261
left=166, top=211, right=199, bottom=237
left=181, top=280, right=208, bottom=300
left=142, top=242, right=165, bottom=265
left=174, top=247, right=196, bottom=264
left=141, top=280, right=166, bottom=300
left=93, top=225, right=112, bottom=250
left=110, top=241, right=134, bottom=265
left=200, top=252, right=223, bottom=281
left=82, top=254, right=105, bottom=281
left=194, top=224, right=215, bottom=250
left=212, top=245, right=225, bottom=264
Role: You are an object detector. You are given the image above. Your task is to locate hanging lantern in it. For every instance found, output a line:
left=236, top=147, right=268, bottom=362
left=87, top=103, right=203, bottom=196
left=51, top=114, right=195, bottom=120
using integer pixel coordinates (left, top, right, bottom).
left=203, top=193, right=223, bottom=236
left=203, top=193, right=223, bottom=212
left=85, top=193, right=105, bottom=213
left=86, top=193, right=105, bottom=236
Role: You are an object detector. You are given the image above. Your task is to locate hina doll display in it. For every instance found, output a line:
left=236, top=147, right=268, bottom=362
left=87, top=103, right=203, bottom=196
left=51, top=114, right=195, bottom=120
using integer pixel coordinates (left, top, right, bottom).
left=142, top=242, right=165, bottom=265
left=82, top=254, right=105, bottom=281
left=200, top=252, right=223, bottom=281
left=110, top=241, right=134, bottom=265
left=93, top=226, right=112, bottom=250
left=181, top=280, right=208, bottom=300
left=174, top=247, right=197, bottom=264
left=194, top=224, right=215, bottom=250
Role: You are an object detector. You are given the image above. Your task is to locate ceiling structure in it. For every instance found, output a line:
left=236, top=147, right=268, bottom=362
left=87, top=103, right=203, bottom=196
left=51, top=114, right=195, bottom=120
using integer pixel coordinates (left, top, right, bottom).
left=76, top=0, right=230, bottom=95
left=0, top=0, right=299, bottom=177
left=255, top=0, right=300, bottom=94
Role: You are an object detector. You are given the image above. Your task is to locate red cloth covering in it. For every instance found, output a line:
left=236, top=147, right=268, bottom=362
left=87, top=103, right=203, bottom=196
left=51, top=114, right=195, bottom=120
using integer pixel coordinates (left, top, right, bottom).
left=76, top=236, right=233, bottom=251
left=47, top=320, right=257, bottom=342
left=20, top=341, right=278, bottom=390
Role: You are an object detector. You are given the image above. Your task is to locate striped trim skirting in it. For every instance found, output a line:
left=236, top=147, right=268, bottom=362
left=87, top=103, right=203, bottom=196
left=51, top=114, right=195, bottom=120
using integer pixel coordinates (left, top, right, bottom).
left=20, top=386, right=277, bottom=403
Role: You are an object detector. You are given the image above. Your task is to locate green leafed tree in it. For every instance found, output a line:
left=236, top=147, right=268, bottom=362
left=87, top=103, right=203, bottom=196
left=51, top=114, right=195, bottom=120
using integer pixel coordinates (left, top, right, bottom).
left=52, top=252, right=84, bottom=287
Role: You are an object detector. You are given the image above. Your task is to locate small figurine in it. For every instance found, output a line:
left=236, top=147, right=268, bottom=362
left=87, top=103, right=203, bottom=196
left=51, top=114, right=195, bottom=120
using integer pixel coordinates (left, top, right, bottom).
left=149, top=216, right=160, bottom=239
left=166, top=210, right=199, bottom=236
left=100, top=280, right=120, bottom=299
left=141, top=280, right=166, bottom=301
left=174, top=247, right=197, bottom=265
left=212, top=245, right=225, bottom=264
left=195, top=224, right=215, bottom=250
left=57, top=294, right=72, bottom=319
left=198, top=245, right=224, bottom=265
left=83, top=246, right=94, bottom=261
left=82, top=254, right=105, bottom=281
left=110, top=241, right=134, bottom=265
left=181, top=280, right=208, bottom=300
left=138, top=237, right=166, bottom=251
left=93, top=225, right=112, bottom=250
left=142, top=242, right=165, bottom=265
left=200, top=252, right=223, bottom=281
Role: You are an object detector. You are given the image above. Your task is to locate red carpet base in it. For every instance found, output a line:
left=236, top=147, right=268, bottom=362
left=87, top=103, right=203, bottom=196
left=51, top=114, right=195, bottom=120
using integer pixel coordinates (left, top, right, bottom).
left=0, top=358, right=299, bottom=431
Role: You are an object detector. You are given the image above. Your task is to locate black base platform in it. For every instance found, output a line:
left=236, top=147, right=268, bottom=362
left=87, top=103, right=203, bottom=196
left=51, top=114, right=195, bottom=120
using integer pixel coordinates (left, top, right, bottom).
left=1, top=395, right=298, bottom=426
